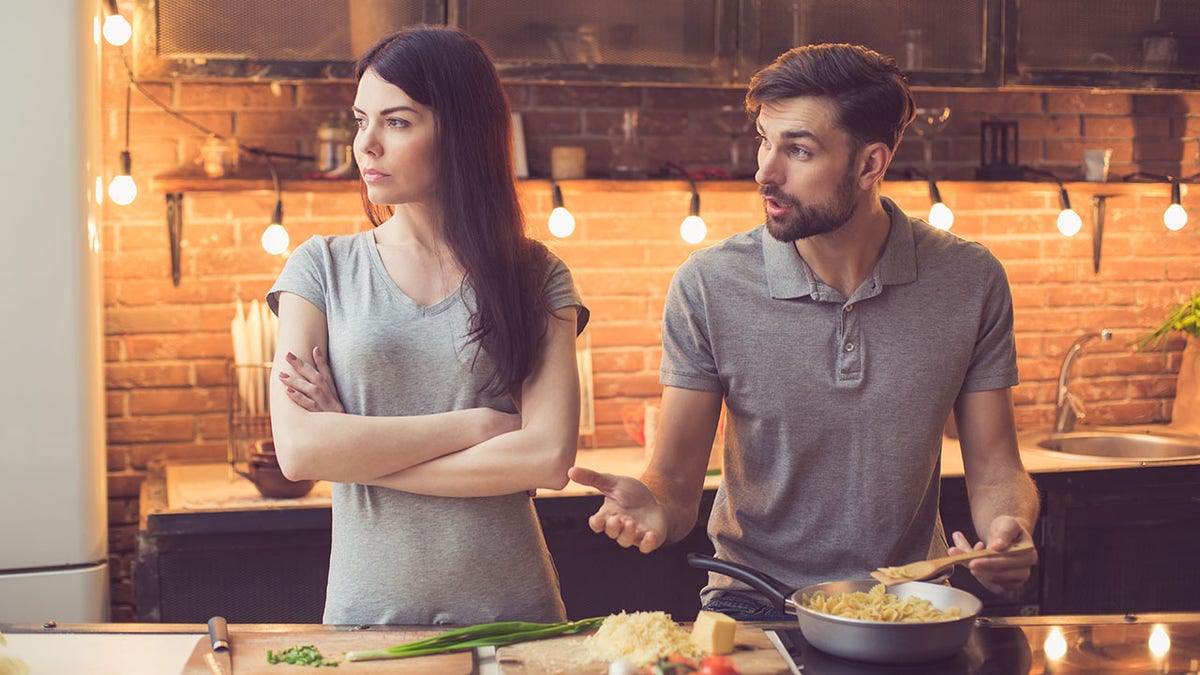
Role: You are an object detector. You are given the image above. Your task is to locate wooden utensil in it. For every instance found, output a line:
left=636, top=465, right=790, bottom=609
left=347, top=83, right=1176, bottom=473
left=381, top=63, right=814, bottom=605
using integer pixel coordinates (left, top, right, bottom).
left=870, top=540, right=1035, bottom=586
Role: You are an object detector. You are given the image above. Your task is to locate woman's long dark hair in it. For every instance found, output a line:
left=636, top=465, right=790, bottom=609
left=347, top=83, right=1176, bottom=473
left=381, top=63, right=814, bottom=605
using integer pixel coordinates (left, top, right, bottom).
left=355, top=26, right=552, bottom=396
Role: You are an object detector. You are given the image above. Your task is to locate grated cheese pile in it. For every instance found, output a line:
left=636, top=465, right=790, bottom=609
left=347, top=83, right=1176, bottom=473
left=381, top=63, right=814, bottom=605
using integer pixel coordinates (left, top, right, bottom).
left=585, top=611, right=707, bottom=667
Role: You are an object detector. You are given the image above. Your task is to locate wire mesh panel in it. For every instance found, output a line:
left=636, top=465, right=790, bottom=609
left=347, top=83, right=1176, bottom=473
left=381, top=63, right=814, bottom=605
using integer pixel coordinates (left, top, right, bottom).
left=157, top=0, right=353, bottom=60
left=135, top=0, right=439, bottom=79
left=228, top=362, right=272, bottom=466
left=452, top=0, right=737, bottom=84
left=1016, top=0, right=1200, bottom=73
left=749, top=0, right=988, bottom=74
left=459, top=0, right=721, bottom=67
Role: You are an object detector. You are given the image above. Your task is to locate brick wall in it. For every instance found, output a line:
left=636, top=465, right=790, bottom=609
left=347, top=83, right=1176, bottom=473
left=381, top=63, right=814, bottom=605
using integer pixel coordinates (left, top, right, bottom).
left=99, top=41, right=1200, bottom=619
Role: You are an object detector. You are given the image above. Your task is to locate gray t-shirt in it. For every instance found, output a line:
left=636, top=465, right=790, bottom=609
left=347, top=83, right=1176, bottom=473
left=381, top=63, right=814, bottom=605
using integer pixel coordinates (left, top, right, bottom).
left=661, top=197, right=1018, bottom=602
left=268, top=231, right=588, bottom=625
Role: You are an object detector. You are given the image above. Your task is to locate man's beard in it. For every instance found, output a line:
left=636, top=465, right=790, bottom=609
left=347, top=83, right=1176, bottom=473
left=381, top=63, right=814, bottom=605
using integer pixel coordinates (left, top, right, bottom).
left=762, top=167, right=858, bottom=242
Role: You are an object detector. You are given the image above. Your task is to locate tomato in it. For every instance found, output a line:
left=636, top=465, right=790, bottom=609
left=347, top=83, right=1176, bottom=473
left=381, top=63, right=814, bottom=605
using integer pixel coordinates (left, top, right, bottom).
left=698, top=654, right=740, bottom=675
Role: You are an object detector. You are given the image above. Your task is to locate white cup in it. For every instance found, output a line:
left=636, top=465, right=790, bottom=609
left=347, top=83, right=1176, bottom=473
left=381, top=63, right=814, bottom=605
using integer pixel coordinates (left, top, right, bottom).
left=551, top=146, right=587, bottom=180
left=1083, top=148, right=1112, bottom=182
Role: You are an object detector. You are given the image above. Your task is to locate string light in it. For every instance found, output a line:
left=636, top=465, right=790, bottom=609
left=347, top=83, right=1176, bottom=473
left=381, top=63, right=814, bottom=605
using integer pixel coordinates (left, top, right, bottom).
left=666, top=162, right=707, bottom=244
left=1023, top=167, right=1081, bottom=236
left=261, top=160, right=289, bottom=255
left=927, top=180, right=954, bottom=230
left=107, top=82, right=137, bottom=205
left=548, top=182, right=576, bottom=238
left=1056, top=188, right=1082, bottom=237
left=1164, top=181, right=1188, bottom=231
left=101, top=0, right=131, bottom=47
left=680, top=191, right=707, bottom=244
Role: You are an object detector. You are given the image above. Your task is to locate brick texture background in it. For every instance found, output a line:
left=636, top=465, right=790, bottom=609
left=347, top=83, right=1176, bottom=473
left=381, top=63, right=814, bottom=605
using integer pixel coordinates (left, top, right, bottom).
left=99, top=42, right=1200, bottom=619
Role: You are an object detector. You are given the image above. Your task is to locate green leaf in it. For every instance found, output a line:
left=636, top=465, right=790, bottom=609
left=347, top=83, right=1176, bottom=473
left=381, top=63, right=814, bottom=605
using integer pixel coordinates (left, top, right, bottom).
left=1132, top=291, right=1200, bottom=352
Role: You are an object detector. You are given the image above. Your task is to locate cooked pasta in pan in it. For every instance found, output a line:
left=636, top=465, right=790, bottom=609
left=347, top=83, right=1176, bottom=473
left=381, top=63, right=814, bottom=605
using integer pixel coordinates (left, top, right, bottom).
left=801, top=583, right=962, bottom=623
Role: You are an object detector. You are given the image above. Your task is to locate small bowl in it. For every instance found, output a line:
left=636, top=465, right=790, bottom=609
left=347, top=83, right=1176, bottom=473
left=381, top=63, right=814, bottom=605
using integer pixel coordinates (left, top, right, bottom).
left=236, top=462, right=315, bottom=499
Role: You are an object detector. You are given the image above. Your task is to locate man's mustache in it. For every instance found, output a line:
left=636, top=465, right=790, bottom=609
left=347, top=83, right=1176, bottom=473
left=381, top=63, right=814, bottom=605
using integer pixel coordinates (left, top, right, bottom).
left=759, top=185, right=796, bottom=206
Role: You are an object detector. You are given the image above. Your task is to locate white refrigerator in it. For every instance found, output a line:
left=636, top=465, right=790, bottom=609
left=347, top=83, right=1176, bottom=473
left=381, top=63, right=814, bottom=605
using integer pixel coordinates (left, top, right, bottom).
left=0, top=0, right=109, bottom=622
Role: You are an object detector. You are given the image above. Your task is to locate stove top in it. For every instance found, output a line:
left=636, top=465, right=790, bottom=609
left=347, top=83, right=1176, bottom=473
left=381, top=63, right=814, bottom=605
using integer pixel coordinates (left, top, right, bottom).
left=769, top=615, right=1200, bottom=674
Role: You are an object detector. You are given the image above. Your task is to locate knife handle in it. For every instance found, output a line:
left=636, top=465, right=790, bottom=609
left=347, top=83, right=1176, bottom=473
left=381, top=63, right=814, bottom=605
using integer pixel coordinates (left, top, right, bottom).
left=207, top=616, right=230, bottom=651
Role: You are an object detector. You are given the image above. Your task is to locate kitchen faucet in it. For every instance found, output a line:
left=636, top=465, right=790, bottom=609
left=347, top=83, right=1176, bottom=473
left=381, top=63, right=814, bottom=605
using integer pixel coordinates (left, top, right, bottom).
left=1054, top=328, right=1113, bottom=433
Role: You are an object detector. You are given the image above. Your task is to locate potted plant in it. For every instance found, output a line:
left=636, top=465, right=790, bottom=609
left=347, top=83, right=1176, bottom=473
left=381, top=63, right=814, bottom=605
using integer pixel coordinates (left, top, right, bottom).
left=1134, top=291, right=1200, bottom=433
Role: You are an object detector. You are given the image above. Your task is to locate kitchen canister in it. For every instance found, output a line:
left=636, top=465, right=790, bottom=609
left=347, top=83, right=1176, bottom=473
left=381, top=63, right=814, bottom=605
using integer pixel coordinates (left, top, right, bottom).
left=551, top=146, right=587, bottom=180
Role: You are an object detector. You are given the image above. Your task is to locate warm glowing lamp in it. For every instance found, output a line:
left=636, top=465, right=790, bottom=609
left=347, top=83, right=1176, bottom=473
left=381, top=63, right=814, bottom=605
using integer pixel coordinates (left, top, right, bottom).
left=548, top=183, right=576, bottom=238
left=1164, top=182, right=1188, bottom=231
left=107, top=151, right=137, bottom=205
left=102, top=13, right=132, bottom=46
left=680, top=190, right=707, bottom=244
left=261, top=162, right=289, bottom=255
left=927, top=180, right=954, bottom=230
left=1056, top=188, right=1082, bottom=236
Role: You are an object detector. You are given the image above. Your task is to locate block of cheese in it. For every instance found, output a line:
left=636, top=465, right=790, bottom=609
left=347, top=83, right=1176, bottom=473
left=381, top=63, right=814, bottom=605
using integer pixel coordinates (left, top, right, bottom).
left=691, top=610, right=737, bottom=654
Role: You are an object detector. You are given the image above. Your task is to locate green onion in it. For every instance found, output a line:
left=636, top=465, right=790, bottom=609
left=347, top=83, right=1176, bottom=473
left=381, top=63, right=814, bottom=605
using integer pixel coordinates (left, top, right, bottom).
left=266, top=644, right=339, bottom=667
left=345, top=617, right=604, bottom=662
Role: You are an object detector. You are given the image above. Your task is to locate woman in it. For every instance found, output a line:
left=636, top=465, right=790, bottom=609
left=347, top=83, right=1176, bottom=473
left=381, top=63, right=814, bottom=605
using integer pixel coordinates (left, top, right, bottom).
left=267, top=25, right=588, bottom=625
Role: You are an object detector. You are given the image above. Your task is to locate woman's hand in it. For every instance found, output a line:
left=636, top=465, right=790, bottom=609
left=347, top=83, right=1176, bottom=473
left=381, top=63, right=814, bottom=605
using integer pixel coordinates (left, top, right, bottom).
left=280, top=347, right=345, bottom=413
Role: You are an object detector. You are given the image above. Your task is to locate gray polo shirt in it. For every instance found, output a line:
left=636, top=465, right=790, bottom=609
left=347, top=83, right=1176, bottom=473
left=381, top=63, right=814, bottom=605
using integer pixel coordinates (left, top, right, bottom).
left=661, top=197, right=1018, bottom=601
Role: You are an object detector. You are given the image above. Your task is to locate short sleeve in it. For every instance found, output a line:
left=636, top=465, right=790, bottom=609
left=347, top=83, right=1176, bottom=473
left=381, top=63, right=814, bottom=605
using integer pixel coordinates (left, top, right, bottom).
left=659, top=259, right=723, bottom=393
left=543, top=253, right=590, bottom=336
left=961, top=255, right=1019, bottom=393
left=266, top=236, right=330, bottom=317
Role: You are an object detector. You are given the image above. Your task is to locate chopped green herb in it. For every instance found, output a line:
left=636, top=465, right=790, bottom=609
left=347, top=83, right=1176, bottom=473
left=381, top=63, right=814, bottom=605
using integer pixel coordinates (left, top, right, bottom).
left=266, top=644, right=339, bottom=667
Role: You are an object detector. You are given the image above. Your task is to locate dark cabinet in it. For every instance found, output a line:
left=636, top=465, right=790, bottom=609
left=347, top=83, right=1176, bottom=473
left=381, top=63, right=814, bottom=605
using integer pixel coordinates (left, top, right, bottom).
left=738, top=0, right=999, bottom=88
left=1006, top=0, right=1200, bottom=89
left=452, top=0, right=739, bottom=86
left=1038, top=464, right=1200, bottom=615
left=133, top=0, right=1200, bottom=90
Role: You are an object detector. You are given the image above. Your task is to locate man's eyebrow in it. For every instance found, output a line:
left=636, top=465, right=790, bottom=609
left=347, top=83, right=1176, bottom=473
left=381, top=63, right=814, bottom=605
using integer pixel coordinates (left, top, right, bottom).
left=781, top=129, right=817, bottom=141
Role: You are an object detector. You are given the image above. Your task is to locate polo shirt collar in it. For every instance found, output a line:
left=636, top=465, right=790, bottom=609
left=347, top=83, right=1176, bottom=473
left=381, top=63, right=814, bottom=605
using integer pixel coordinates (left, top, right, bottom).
left=762, top=196, right=918, bottom=300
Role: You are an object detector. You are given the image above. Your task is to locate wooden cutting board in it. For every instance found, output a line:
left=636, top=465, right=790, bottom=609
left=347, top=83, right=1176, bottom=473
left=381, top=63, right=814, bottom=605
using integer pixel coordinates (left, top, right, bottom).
left=497, top=624, right=793, bottom=674
left=179, top=628, right=475, bottom=674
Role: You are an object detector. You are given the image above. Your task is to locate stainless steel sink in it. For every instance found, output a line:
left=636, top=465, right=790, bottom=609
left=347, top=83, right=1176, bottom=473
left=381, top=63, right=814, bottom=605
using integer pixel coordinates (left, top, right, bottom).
left=1032, top=430, right=1200, bottom=461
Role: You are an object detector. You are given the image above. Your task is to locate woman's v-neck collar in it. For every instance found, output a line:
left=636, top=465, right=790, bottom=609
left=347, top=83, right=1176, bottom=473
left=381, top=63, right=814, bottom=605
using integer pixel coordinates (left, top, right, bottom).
left=361, top=230, right=466, bottom=316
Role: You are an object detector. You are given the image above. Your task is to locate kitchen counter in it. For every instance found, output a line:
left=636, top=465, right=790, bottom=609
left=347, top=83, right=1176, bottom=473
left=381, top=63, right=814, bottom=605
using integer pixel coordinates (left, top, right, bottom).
left=135, top=426, right=1200, bottom=625
left=150, top=424, right=1200, bottom=514
left=4, top=612, right=1200, bottom=674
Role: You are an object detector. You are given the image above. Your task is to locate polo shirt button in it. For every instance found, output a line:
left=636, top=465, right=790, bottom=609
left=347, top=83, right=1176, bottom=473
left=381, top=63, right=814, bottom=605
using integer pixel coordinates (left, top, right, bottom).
left=844, top=304, right=854, bottom=313
left=844, top=342, right=855, bottom=352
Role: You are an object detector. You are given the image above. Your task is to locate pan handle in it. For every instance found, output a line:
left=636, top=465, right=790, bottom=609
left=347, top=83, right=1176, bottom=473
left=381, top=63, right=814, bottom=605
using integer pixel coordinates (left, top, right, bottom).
left=686, top=553, right=796, bottom=612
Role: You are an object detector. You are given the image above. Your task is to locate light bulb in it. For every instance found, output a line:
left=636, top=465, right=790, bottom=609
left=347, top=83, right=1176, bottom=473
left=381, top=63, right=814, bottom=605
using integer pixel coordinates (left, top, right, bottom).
left=1043, top=627, right=1067, bottom=661
left=1149, top=624, right=1171, bottom=658
left=928, top=201, right=954, bottom=230
left=107, top=174, right=137, bottom=205
left=548, top=206, right=576, bottom=238
left=1057, top=208, right=1082, bottom=236
left=102, top=14, right=132, bottom=47
left=680, top=215, right=707, bottom=244
left=261, top=223, right=290, bottom=255
left=1164, top=202, right=1188, bottom=231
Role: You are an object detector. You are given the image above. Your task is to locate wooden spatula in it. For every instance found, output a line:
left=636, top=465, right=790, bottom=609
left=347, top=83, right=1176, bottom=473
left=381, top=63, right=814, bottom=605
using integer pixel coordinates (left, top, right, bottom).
left=870, top=540, right=1035, bottom=586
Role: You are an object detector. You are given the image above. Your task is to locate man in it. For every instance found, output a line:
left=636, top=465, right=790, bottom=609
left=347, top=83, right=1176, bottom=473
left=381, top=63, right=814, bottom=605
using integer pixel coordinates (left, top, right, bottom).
left=568, top=43, right=1039, bottom=620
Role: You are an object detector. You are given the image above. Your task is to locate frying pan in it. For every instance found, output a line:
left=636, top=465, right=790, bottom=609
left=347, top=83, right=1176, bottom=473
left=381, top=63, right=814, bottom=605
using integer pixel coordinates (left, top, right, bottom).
left=687, top=554, right=983, bottom=664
